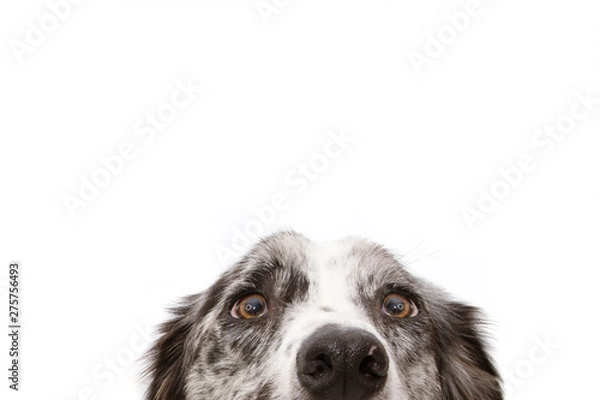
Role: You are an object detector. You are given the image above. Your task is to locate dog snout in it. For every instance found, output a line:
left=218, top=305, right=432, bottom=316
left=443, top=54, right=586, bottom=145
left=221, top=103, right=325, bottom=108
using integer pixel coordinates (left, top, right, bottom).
left=296, top=325, right=389, bottom=400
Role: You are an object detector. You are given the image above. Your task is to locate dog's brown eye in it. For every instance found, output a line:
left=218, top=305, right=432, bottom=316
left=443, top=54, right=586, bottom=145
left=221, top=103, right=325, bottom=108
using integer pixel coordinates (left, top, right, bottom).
left=231, top=294, right=268, bottom=319
left=382, top=294, right=418, bottom=318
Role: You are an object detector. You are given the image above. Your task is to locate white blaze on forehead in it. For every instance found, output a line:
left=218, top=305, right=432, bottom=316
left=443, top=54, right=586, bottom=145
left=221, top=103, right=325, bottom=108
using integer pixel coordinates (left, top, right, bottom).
left=306, top=239, right=362, bottom=318
left=279, top=238, right=377, bottom=342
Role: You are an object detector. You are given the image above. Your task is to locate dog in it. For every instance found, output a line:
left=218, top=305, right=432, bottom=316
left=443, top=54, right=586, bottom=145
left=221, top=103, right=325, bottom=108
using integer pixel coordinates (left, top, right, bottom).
left=144, top=231, right=502, bottom=399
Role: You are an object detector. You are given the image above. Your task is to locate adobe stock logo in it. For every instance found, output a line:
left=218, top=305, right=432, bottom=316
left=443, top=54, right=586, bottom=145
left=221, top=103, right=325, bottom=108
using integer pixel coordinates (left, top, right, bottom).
left=408, top=0, right=484, bottom=76
left=461, top=89, right=600, bottom=228
left=215, top=129, right=355, bottom=267
left=254, top=0, right=292, bottom=24
left=61, top=78, right=201, bottom=218
left=503, top=335, right=559, bottom=397
left=8, top=0, right=84, bottom=64
left=67, top=323, right=153, bottom=400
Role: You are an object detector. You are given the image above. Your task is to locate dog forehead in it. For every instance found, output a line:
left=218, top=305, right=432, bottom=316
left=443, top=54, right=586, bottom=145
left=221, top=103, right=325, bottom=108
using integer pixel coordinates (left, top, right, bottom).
left=246, top=231, right=399, bottom=268
left=307, top=237, right=364, bottom=274
left=300, top=236, right=404, bottom=302
left=247, top=232, right=404, bottom=279
left=306, top=236, right=402, bottom=279
left=236, top=232, right=408, bottom=298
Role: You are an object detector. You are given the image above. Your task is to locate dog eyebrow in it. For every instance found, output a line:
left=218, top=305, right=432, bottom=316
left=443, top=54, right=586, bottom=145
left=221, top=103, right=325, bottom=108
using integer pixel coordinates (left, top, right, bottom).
left=380, top=284, right=422, bottom=305
left=245, top=258, right=285, bottom=286
left=223, top=264, right=276, bottom=296
left=225, top=256, right=310, bottom=305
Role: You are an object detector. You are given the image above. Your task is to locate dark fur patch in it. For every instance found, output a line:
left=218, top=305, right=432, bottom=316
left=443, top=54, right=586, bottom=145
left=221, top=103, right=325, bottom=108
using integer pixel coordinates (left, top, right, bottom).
left=143, top=294, right=201, bottom=400
left=432, top=302, right=502, bottom=400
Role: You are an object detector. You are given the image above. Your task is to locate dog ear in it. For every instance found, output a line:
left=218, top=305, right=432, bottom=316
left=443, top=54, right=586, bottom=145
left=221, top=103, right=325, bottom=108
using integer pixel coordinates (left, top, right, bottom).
left=144, top=294, right=203, bottom=400
left=433, top=301, right=503, bottom=400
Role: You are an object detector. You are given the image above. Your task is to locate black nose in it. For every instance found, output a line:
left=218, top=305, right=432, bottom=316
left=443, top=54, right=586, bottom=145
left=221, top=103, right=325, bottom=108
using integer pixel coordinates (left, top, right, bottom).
left=296, top=325, right=389, bottom=400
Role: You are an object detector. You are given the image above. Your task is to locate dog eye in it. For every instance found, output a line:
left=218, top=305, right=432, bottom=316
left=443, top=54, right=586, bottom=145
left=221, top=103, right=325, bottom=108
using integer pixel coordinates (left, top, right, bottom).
left=382, top=294, right=418, bottom=318
left=231, top=294, right=269, bottom=319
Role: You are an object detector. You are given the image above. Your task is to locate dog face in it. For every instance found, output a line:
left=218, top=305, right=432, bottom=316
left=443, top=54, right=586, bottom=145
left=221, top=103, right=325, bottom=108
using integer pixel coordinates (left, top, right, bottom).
left=145, top=231, right=502, bottom=400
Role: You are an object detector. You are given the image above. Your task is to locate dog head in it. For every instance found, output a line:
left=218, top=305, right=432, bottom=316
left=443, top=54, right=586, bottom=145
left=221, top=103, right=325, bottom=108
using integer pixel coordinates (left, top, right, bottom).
left=144, top=231, right=502, bottom=400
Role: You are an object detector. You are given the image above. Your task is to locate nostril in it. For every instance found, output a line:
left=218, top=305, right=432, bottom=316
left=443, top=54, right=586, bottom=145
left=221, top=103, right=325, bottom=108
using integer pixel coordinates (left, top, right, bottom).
left=306, top=353, right=333, bottom=378
left=359, top=346, right=388, bottom=379
left=359, top=355, right=387, bottom=378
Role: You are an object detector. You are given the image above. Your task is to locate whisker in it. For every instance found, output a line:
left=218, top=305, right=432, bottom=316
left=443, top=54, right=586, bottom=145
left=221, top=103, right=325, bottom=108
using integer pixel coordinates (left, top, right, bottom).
left=405, top=249, right=441, bottom=266
left=401, top=240, right=424, bottom=262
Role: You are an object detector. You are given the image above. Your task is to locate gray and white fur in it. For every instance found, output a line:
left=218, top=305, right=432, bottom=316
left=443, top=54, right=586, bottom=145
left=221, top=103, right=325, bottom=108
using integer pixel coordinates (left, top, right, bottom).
left=144, top=231, right=502, bottom=400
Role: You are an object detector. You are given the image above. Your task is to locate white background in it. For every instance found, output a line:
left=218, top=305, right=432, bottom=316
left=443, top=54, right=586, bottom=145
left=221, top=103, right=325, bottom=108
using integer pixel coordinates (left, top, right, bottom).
left=1, top=0, right=599, bottom=399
